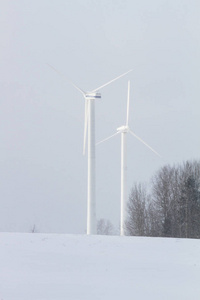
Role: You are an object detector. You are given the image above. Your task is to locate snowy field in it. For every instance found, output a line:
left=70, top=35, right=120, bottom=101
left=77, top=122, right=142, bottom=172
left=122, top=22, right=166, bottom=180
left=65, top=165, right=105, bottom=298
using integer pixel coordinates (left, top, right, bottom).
left=0, top=233, right=200, bottom=300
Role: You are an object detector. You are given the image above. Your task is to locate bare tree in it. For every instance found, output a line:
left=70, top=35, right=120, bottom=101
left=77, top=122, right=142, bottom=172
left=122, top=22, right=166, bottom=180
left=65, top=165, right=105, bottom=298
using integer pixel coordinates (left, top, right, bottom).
left=126, top=183, right=150, bottom=236
left=97, top=219, right=115, bottom=235
left=152, top=161, right=200, bottom=238
left=126, top=160, right=200, bottom=239
left=30, top=224, right=38, bottom=233
left=152, top=165, right=178, bottom=237
left=178, top=161, right=200, bottom=238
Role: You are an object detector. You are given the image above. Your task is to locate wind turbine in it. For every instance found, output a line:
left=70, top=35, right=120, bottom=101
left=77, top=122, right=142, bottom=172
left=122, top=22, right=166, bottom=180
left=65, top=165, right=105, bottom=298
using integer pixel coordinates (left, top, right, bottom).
left=97, top=81, right=161, bottom=236
left=47, top=64, right=132, bottom=234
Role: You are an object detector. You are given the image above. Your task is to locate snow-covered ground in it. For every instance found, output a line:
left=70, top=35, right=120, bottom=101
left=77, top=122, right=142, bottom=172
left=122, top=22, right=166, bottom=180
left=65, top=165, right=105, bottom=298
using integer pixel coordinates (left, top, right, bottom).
left=0, top=233, right=200, bottom=300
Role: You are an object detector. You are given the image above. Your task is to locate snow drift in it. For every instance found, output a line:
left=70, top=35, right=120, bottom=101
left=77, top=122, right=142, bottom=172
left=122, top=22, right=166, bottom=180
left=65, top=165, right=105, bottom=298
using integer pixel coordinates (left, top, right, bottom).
left=0, top=233, right=200, bottom=300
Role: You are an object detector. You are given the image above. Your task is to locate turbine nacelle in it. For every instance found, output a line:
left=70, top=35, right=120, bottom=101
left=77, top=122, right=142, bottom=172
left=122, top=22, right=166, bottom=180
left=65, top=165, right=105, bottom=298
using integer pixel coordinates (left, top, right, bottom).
left=85, top=92, right=101, bottom=100
left=117, top=125, right=129, bottom=133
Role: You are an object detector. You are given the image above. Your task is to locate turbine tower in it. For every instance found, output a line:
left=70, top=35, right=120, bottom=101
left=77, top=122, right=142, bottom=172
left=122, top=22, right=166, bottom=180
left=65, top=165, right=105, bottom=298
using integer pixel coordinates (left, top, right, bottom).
left=97, top=81, right=161, bottom=236
left=48, top=64, right=132, bottom=234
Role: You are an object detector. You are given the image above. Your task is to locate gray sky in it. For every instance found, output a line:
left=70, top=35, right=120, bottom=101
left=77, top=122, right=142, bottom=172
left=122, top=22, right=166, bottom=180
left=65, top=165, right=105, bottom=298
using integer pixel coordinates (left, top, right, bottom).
left=0, top=0, right=200, bottom=233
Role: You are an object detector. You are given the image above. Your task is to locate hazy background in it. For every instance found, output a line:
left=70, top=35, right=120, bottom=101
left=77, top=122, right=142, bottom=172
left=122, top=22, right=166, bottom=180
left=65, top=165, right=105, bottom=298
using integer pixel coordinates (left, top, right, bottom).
left=0, top=0, right=200, bottom=233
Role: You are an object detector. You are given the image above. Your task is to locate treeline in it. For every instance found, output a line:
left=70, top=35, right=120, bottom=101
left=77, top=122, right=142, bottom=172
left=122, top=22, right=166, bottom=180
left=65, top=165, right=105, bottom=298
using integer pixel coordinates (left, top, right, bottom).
left=126, top=160, right=200, bottom=239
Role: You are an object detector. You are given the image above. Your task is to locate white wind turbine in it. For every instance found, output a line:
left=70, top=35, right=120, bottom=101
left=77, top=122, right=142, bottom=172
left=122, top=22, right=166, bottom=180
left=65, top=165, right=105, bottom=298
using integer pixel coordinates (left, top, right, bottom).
left=48, top=64, right=132, bottom=235
left=97, top=81, right=161, bottom=236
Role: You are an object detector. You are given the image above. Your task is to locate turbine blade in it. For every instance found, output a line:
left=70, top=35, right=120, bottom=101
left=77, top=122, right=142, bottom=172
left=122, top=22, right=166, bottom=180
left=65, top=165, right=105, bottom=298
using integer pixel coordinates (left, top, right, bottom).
left=129, top=130, right=161, bottom=157
left=47, top=63, right=85, bottom=96
left=91, top=69, right=133, bottom=92
left=126, top=80, right=130, bottom=126
left=83, top=99, right=89, bottom=155
left=96, top=131, right=120, bottom=145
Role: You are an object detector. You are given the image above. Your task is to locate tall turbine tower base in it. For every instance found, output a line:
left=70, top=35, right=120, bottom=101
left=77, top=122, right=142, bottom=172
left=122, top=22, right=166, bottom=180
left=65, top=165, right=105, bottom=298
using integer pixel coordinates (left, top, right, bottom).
left=87, top=99, right=96, bottom=234
left=120, top=132, right=127, bottom=236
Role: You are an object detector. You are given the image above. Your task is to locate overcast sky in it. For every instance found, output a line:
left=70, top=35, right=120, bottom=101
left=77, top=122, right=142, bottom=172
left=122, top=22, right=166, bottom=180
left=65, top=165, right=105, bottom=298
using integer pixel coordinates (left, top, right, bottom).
left=0, top=0, right=200, bottom=233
